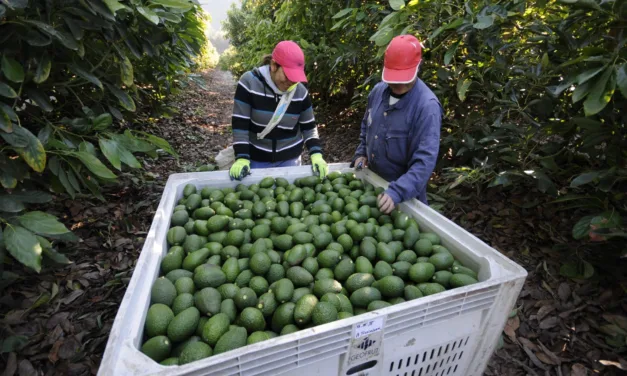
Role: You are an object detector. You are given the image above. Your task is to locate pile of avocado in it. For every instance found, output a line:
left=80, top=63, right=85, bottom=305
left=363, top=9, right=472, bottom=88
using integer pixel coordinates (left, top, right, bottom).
left=141, top=172, right=479, bottom=366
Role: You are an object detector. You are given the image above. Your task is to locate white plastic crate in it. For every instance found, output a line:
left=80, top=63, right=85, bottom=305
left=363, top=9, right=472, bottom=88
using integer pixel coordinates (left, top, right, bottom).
left=98, top=164, right=527, bottom=376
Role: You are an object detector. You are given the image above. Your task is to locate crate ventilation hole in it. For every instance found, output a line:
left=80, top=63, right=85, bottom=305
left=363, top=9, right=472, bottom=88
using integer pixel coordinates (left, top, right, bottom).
left=388, top=336, right=471, bottom=376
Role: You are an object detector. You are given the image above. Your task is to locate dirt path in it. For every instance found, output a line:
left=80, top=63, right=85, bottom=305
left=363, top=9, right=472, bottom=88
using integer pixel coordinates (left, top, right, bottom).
left=1, top=69, right=624, bottom=376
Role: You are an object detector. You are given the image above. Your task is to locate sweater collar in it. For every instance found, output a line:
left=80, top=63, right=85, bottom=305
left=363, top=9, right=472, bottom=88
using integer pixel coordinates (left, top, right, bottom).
left=258, top=65, right=285, bottom=95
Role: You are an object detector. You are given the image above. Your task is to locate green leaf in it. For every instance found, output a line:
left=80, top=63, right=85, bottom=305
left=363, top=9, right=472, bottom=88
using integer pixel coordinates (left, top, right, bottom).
left=1, top=56, right=25, bottom=83
left=576, top=66, right=606, bottom=85
left=583, top=67, right=614, bottom=116
left=18, top=211, right=70, bottom=235
left=488, top=173, right=513, bottom=188
left=0, top=106, right=11, bottom=132
left=0, top=196, right=25, bottom=212
left=13, top=125, right=46, bottom=172
left=3, top=0, right=28, bottom=9
left=570, top=171, right=602, bottom=187
left=150, top=0, right=192, bottom=8
left=43, top=248, right=72, bottom=264
left=473, top=15, right=494, bottom=29
left=0, top=271, right=19, bottom=291
left=389, top=0, right=405, bottom=11
left=379, top=11, right=400, bottom=29
left=370, top=27, right=395, bottom=47
left=0, top=125, right=30, bottom=147
left=33, top=53, right=52, bottom=84
left=4, top=225, right=42, bottom=272
left=0, top=173, right=17, bottom=189
left=0, top=81, right=17, bottom=98
left=573, top=215, right=594, bottom=239
left=25, top=20, right=79, bottom=50
left=99, top=137, right=141, bottom=169
left=444, top=42, right=458, bottom=65
left=559, top=260, right=594, bottom=279
left=103, top=0, right=125, bottom=13
left=105, top=83, right=136, bottom=112
left=617, top=64, right=627, bottom=98
left=120, top=56, right=134, bottom=86
left=137, top=131, right=178, bottom=157
left=98, top=138, right=122, bottom=170
left=332, top=8, right=354, bottom=19
left=72, top=151, right=118, bottom=179
left=572, top=79, right=593, bottom=103
left=7, top=191, right=52, bottom=204
left=0, top=335, right=29, bottom=354
left=69, top=65, right=103, bottom=90
left=79, top=141, right=97, bottom=155
left=24, top=87, right=53, bottom=112
left=591, top=211, right=622, bottom=229
left=93, top=113, right=112, bottom=131
left=0, top=103, right=17, bottom=122
left=457, top=78, right=472, bottom=102
left=137, top=6, right=160, bottom=24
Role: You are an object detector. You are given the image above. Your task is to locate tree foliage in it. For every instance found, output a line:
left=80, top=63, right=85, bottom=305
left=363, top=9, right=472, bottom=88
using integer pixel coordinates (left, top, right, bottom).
left=0, top=0, right=209, bottom=274
left=223, top=0, right=626, bottom=263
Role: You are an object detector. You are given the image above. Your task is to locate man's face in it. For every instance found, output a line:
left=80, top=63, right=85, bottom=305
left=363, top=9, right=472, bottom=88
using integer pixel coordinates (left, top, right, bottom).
left=388, top=80, right=416, bottom=96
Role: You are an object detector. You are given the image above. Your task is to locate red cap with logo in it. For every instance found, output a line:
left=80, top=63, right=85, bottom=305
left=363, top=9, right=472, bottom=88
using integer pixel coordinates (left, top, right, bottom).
left=382, top=35, right=423, bottom=84
left=272, top=41, right=308, bottom=83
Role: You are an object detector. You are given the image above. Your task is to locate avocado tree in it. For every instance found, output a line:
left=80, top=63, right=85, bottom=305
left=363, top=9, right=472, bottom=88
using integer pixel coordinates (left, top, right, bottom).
left=0, top=0, right=209, bottom=277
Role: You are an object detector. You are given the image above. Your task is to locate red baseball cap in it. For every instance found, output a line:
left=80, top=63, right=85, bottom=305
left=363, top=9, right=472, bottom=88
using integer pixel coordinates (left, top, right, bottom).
left=382, top=35, right=423, bottom=84
left=272, top=41, right=308, bottom=83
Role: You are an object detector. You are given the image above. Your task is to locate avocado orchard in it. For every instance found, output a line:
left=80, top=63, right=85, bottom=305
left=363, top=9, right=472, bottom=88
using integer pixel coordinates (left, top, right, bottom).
left=222, top=0, right=626, bottom=270
left=0, top=0, right=211, bottom=276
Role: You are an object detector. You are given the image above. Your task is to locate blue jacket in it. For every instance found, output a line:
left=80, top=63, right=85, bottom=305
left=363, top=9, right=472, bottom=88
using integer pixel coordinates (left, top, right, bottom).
left=353, top=80, right=442, bottom=205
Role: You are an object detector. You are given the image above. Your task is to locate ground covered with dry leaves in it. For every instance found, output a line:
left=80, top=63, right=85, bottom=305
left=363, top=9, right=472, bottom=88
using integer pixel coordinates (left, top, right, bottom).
left=0, top=70, right=625, bottom=376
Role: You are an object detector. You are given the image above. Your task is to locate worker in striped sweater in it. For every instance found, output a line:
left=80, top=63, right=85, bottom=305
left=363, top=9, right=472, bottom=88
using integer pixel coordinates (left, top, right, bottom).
left=228, top=41, right=328, bottom=181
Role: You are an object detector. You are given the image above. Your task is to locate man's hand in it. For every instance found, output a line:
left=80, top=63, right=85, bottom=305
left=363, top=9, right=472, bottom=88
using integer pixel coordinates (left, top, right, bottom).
left=378, top=193, right=395, bottom=214
left=353, top=156, right=368, bottom=170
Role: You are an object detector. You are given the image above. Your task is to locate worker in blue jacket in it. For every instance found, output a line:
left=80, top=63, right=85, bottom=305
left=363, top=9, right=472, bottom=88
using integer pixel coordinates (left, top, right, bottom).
left=351, top=35, right=443, bottom=214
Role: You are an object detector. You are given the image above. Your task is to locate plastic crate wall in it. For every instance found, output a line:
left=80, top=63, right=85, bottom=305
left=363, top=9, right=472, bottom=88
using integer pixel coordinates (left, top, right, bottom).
left=98, top=164, right=527, bottom=376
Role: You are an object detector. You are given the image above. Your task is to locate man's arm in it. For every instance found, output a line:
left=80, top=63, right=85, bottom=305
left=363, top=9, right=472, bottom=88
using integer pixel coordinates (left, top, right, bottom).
left=385, top=102, right=442, bottom=204
left=232, top=73, right=253, bottom=160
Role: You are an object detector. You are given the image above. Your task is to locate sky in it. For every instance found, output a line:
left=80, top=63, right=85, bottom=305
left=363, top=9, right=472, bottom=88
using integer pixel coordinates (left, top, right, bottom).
left=199, top=0, right=240, bottom=53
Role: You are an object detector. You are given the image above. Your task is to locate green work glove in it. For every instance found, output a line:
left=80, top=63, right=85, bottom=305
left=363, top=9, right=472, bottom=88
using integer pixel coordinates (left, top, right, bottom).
left=311, top=153, right=328, bottom=179
left=229, top=158, right=251, bottom=181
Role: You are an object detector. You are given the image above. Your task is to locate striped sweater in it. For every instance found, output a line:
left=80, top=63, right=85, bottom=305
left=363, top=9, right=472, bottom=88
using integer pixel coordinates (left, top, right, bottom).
left=231, top=66, right=323, bottom=162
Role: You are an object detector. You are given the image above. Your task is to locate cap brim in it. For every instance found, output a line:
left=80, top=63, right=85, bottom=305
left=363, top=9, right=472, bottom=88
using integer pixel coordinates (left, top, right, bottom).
left=382, top=65, right=419, bottom=84
left=283, top=66, right=308, bottom=83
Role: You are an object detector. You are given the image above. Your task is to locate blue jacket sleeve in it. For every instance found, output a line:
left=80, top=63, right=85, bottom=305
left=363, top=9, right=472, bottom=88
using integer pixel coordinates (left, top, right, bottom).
left=353, top=105, right=369, bottom=162
left=385, top=100, right=442, bottom=204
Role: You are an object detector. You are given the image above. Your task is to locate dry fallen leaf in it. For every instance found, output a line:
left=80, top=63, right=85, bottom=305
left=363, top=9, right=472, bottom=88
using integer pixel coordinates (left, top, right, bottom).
left=537, top=341, right=561, bottom=365
left=571, top=363, right=588, bottom=376
left=535, top=351, right=558, bottom=365
left=505, top=318, right=520, bottom=340
left=537, top=304, right=556, bottom=321
left=48, top=340, right=63, bottom=364
left=521, top=344, right=550, bottom=370
left=540, top=316, right=559, bottom=330
left=599, top=359, right=627, bottom=370
left=558, top=283, right=571, bottom=301
left=17, top=359, right=35, bottom=376
left=4, top=352, right=17, bottom=376
left=602, top=314, right=627, bottom=331
left=518, top=337, right=539, bottom=352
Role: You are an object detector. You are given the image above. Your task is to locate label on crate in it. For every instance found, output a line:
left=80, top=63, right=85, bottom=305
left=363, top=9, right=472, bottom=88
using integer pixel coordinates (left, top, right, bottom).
left=340, top=316, right=386, bottom=376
